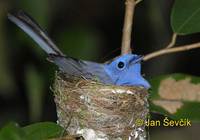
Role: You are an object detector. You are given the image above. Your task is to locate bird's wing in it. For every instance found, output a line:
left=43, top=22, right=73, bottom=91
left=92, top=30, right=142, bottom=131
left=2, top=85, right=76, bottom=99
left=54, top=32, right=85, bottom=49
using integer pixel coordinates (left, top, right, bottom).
left=8, top=10, right=112, bottom=83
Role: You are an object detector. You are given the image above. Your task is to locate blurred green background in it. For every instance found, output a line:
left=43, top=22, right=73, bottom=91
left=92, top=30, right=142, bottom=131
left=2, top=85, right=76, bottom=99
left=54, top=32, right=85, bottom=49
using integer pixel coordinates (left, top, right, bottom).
left=0, top=0, right=200, bottom=139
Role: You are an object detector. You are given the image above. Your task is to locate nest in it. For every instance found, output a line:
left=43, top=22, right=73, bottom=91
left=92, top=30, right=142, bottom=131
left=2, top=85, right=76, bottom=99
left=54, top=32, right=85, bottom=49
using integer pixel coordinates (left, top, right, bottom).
left=53, top=72, right=149, bottom=140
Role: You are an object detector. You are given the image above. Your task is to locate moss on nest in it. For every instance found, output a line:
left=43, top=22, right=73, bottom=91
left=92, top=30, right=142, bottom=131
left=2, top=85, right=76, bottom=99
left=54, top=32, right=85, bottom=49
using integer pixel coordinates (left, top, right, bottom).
left=53, top=72, right=149, bottom=140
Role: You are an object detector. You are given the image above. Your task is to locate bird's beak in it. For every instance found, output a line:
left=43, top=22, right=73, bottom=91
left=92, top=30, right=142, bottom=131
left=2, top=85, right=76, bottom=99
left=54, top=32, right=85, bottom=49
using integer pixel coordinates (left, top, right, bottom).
left=130, top=55, right=144, bottom=65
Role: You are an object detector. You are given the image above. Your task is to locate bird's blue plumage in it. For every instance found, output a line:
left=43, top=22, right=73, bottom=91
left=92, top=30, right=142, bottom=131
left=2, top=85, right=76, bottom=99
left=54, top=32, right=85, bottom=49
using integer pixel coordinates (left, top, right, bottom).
left=8, top=10, right=150, bottom=89
left=104, top=54, right=150, bottom=89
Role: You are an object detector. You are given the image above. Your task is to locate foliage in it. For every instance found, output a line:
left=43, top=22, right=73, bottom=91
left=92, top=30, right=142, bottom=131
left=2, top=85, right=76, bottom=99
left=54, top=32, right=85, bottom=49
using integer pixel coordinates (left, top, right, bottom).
left=149, top=73, right=200, bottom=121
left=171, top=0, right=200, bottom=34
left=1, top=0, right=200, bottom=138
left=148, top=0, right=200, bottom=120
left=0, top=122, right=64, bottom=140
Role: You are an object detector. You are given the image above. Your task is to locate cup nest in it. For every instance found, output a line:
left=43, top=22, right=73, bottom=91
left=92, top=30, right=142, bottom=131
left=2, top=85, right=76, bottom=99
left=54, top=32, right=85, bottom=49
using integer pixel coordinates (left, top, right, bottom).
left=53, top=72, right=149, bottom=140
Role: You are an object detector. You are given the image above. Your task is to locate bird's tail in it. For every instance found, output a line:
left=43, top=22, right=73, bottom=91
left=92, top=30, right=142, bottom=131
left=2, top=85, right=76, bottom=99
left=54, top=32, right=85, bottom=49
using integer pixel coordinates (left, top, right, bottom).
left=8, top=10, right=64, bottom=56
left=8, top=10, right=90, bottom=77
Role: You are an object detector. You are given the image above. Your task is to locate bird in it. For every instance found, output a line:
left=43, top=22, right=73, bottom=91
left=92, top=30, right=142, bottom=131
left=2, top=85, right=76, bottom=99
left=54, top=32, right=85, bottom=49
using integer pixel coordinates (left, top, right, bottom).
left=8, top=10, right=150, bottom=89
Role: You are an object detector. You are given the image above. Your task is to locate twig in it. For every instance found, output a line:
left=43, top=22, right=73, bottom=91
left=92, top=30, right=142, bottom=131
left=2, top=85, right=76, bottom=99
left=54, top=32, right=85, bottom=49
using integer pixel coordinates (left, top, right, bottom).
left=135, top=0, right=143, bottom=5
left=121, top=0, right=136, bottom=55
left=143, top=42, right=200, bottom=61
left=166, top=33, right=177, bottom=48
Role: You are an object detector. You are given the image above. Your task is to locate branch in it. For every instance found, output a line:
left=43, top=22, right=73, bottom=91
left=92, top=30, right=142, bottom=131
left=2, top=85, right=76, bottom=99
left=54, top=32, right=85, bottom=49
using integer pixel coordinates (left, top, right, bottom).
left=143, top=42, right=200, bottom=61
left=121, top=0, right=136, bottom=55
left=166, top=33, right=177, bottom=48
left=135, top=0, right=143, bottom=5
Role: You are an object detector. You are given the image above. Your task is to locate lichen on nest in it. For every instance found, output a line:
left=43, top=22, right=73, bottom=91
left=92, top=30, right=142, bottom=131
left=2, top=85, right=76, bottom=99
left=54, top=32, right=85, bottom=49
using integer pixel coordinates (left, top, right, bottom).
left=53, top=72, right=149, bottom=140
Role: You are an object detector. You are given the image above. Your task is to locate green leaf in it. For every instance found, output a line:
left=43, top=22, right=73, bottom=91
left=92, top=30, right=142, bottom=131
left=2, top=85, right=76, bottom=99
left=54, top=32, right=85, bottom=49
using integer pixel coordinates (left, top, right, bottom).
left=0, top=122, right=64, bottom=140
left=22, top=122, right=64, bottom=140
left=0, top=122, right=26, bottom=140
left=171, top=0, right=200, bottom=35
left=149, top=73, right=200, bottom=121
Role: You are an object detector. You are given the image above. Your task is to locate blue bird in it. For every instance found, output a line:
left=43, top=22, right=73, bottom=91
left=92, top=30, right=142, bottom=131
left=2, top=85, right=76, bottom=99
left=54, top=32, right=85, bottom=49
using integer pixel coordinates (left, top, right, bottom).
left=8, top=10, right=150, bottom=89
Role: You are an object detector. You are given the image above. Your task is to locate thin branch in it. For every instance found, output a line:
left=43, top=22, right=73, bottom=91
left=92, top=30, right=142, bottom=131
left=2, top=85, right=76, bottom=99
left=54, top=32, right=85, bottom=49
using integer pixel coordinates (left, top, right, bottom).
left=143, top=42, right=200, bottom=61
left=121, top=0, right=136, bottom=55
left=135, top=0, right=143, bottom=5
left=166, top=33, right=177, bottom=48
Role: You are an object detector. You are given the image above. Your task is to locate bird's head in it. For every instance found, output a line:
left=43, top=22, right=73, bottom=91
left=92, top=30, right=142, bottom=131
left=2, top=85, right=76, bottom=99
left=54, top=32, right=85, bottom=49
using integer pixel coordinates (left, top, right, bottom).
left=104, top=54, right=150, bottom=89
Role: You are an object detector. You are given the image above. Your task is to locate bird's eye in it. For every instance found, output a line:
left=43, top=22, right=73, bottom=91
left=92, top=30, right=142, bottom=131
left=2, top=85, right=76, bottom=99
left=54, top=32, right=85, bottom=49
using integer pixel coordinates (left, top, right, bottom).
left=117, top=61, right=125, bottom=69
